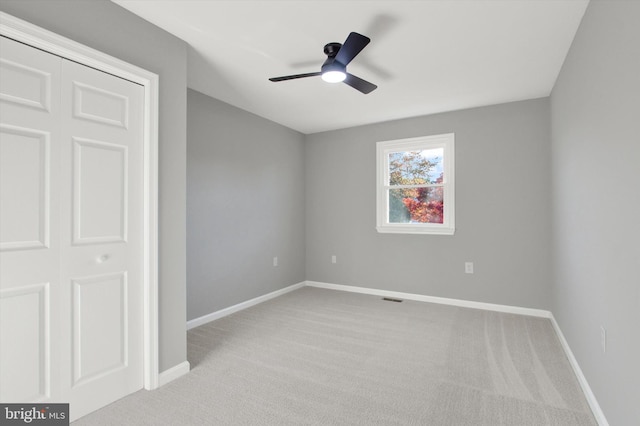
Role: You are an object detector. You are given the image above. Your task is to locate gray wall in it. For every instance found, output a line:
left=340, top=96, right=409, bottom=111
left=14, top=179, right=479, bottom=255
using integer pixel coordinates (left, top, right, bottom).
left=187, top=89, right=306, bottom=320
left=306, top=98, right=552, bottom=310
left=0, top=0, right=188, bottom=372
left=550, top=1, right=640, bottom=424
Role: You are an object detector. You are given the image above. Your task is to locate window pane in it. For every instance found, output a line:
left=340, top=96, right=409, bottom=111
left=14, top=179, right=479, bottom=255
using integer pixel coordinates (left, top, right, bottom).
left=389, top=187, right=444, bottom=224
left=388, top=148, right=444, bottom=186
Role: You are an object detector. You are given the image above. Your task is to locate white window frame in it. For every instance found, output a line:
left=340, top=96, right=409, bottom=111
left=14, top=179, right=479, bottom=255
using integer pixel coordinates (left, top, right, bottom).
left=376, top=133, right=455, bottom=235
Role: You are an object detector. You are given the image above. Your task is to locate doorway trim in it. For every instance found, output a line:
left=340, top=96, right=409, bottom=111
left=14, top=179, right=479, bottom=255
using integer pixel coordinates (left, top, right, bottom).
left=0, top=11, right=160, bottom=390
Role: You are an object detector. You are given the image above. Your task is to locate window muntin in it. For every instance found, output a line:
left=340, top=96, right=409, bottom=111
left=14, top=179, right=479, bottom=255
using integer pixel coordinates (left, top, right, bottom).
left=377, top=134, right=454, bottom=235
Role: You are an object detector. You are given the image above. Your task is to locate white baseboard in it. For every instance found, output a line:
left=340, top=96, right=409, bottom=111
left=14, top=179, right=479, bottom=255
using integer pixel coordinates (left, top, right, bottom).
left=158, top=361, right=190, bottom=387
left=549, top=315, right=609, bottom=426
left=305, top=281, right=552, bottom=318
left=186, top=281, right=305, bottom=330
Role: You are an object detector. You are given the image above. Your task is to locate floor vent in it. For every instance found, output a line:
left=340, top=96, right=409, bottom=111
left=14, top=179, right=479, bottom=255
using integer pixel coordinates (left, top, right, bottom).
left=382, top=297, right=403, bottom=303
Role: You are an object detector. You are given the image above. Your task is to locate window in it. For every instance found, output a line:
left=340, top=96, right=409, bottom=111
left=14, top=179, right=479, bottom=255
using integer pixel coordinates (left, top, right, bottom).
left=376, top=133, right=455, bottom=235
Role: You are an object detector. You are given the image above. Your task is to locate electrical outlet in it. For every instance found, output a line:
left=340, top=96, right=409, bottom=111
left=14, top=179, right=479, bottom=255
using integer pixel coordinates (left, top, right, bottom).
left=331, top=255, right=337, bottom=264
left=465, top=262, right=474, bottom=274
left=600, top=326, right=606, bottom=353
left=273, top=256, right=278, bottom=267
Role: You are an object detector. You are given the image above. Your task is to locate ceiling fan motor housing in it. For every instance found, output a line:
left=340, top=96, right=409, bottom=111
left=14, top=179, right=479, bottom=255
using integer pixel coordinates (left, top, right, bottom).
left=323, top=42, right=342, bottom=57
left=321, top=42, right=346, bottom=74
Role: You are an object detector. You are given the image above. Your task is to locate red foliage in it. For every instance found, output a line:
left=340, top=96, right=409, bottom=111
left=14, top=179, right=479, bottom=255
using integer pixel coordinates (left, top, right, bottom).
left=401, top=184, right=444, bottom=224
left=402, top=197, right=444, bottom=224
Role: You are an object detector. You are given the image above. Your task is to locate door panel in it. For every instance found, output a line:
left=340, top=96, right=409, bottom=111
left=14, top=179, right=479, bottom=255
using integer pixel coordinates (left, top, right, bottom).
left=72, top=81, right=130, bottom=129
left=0, top=283, right=50, bottom=402
left=72, top=272, right=127, bottom=386
left=73, top=138, right=128, bottom=244
left=0, top=56, right=52, bottom=112
left=0, top=125, right=50, bottom=250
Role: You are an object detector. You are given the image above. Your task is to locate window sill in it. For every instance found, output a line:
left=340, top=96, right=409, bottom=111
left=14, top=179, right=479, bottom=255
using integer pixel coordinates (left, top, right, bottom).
left=376, top=225, right=455, bottom=235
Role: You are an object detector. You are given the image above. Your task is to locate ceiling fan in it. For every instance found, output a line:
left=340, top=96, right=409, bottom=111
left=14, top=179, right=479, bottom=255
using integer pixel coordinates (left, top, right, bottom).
left=269, top=32, right=377, bottom=94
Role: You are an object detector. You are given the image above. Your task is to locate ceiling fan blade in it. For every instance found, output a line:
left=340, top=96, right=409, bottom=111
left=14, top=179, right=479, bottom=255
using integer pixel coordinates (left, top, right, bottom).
left=344, top=73, right=377, bottom=94
left=269, top=72, right=322, bottom=82
left=335, top=32, right=370, bottom=66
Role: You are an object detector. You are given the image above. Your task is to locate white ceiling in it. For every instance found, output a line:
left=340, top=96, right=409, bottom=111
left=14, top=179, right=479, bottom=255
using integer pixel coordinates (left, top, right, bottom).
left=112, top=0, right=588, bottom=134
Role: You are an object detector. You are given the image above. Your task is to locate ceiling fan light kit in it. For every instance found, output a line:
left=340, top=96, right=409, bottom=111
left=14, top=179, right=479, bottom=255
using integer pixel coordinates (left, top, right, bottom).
left=269, top=32, right=377, bottom=94
left=321, top=70, right=346, bottom=83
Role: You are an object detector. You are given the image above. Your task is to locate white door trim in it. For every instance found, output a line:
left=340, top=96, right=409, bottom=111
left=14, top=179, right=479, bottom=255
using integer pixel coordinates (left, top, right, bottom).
left=0, top=11, right=160, bottom=390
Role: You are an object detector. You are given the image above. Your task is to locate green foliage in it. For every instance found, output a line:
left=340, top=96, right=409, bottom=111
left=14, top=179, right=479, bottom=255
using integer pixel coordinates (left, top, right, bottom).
left=389, top=150, right=437, bottom=186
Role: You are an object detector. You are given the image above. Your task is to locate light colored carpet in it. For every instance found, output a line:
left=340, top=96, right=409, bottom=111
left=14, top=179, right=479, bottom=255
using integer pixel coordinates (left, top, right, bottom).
left=74, top=286, right=596, bottom=425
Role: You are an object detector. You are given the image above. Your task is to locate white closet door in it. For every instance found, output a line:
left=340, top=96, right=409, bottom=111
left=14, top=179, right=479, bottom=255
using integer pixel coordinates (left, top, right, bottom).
left=59, top=53, right=145, bottom=421
left=0, top=35, right=63, bottom=405
left=0, top=36, right=144, bottom=421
